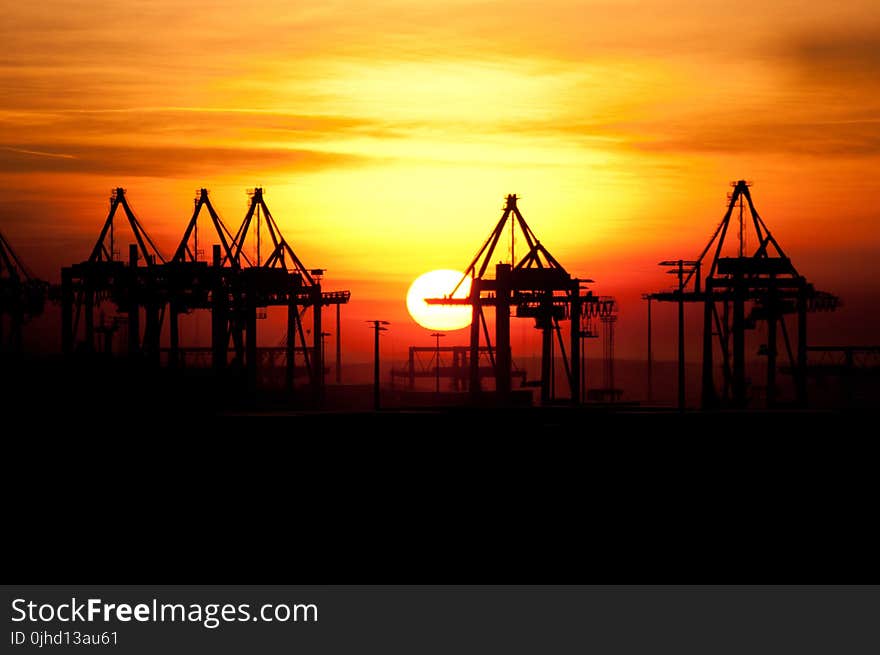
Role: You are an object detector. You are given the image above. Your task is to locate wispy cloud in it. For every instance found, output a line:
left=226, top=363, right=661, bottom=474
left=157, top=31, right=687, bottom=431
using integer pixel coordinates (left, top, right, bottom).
left=0, top=107, right=398, bottom=143
left=782, top=25, right=880, bottom=81
left=631, top=116, right=880, bottom=157
left=0, top=146, right=76, bottom=160
left=0, top=143, right=371, bottom=176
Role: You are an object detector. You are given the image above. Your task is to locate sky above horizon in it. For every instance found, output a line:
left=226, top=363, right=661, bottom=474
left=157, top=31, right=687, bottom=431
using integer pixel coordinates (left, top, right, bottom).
left=2, top=1, right=879, bottom=358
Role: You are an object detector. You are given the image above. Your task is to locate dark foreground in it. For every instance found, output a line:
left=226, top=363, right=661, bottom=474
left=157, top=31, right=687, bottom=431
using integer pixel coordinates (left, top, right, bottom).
left=6, top=354, right=877, bottom=582
left=3, top=354, right=874, bottom=426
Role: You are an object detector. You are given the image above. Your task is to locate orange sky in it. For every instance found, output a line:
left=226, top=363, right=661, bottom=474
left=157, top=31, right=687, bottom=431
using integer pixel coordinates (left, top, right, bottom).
left=2, top=1, right=879, bottom=359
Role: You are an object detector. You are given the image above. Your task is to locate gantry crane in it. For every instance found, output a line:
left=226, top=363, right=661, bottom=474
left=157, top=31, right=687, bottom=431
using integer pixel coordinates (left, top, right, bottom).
left=646, top=180, right=838, bottom=409
left=0, top=230, right=48, bottom=352
left=427, top=194, right=615, bottom=403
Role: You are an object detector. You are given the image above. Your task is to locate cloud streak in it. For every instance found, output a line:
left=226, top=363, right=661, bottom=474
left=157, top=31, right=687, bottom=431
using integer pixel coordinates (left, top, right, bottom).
left=0, top=108, right=400, bottom=144
left=783, top=25, right=880, bottom=80
left=0, top=143, right=370, bottom=177
left=631, top=117, right=880, bottom=157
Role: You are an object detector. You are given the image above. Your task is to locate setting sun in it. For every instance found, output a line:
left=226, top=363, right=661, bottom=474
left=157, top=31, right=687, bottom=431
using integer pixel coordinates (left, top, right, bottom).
left=405, top=269, right=472, bottom=331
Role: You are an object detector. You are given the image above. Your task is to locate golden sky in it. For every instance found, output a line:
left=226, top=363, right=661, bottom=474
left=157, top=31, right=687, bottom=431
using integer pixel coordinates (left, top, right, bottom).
left=2, top=1, right=879, bottom=356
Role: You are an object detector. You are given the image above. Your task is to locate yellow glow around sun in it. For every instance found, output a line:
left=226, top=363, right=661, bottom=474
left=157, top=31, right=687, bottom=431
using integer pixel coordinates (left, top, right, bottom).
left=406, top=269, right=472, bottom=331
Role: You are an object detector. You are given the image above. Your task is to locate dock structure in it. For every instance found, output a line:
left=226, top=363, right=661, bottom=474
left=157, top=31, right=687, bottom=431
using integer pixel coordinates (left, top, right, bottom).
left=60, top=187, right=350, bottom=401
left=645, top=180, right=838, bottom=409
left=0, top=229, right=48, bottom=352
left=426, top=194, right=615, bottom=404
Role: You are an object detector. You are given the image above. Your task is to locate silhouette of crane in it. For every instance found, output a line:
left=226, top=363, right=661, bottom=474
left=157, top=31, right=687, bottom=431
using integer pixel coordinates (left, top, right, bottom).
left=0, top=229, right=48, bottom=352
left=646, top=180, right=838, bottom=409
left=60, top=187, right=350, bottom=403
left=427, top=194, right=615, bottom=404
left=61, top=188, right=166, bottom=360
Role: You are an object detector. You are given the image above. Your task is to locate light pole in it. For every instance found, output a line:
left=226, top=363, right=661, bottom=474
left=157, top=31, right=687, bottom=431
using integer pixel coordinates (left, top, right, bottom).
left=335, top=303, right=342, bottom=384
left=367, top=320, right=390, bottom=410
left=430, top=332, right=445, bottom=393
left=320, top=331, right=331, bottom=387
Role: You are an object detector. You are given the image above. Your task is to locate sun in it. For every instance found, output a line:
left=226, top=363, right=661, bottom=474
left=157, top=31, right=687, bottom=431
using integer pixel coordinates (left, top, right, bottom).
left=406, top=269, right=472, bottom=331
